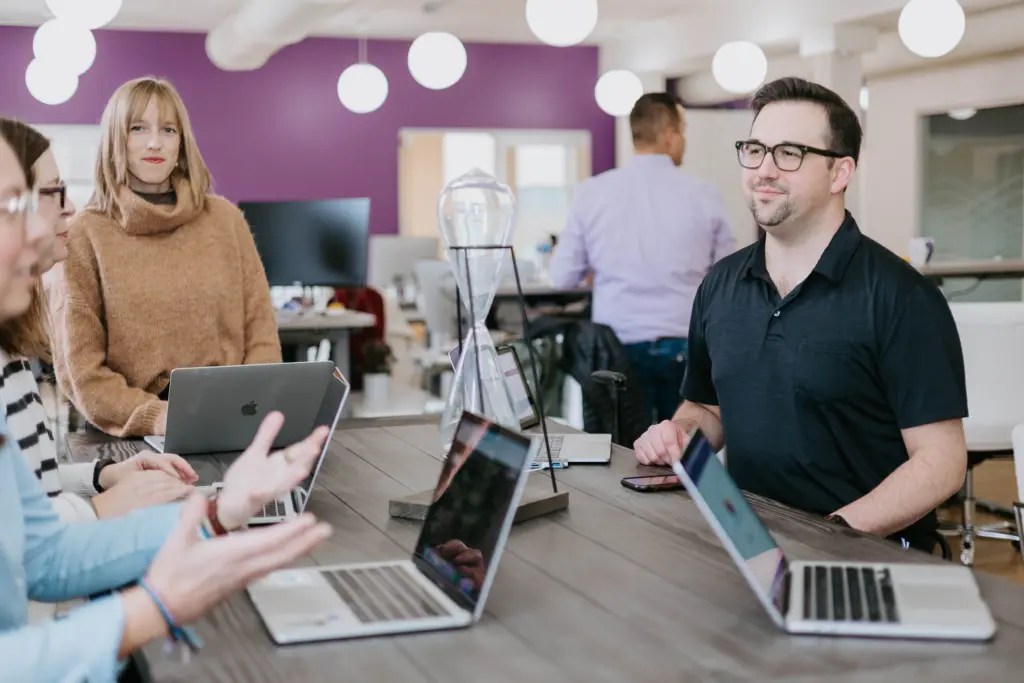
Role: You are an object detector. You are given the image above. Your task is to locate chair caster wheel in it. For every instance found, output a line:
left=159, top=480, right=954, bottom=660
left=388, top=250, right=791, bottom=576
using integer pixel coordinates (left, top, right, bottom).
left=960, top=548, right=974, bottom=566
left=1012, top=540, right=1020, bottom=552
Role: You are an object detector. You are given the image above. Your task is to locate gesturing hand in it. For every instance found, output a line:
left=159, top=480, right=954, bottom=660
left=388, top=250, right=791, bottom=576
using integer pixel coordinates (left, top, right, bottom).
left=143, top=494, right=332, bottom=626
left=216, top=412, right=329, bottom=530
left=99, top=451, right=198, bottom=490
left=633, top=420, right=688, bottom=466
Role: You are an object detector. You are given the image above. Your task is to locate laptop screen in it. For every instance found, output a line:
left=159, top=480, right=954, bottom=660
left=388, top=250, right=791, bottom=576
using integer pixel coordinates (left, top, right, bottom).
left=414, top=412, right=532, bottom=612
left=678, top=432, right=789, bottom=619
left=294, top=367, right=350, bottom=510
left=496, top=346, right=539, bottom=429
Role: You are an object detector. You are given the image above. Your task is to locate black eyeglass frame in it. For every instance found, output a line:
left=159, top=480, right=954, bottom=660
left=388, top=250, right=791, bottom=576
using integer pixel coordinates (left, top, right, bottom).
left=734, top=140, right=848, bottom=171
left=39, top=183, right=67, bottom=210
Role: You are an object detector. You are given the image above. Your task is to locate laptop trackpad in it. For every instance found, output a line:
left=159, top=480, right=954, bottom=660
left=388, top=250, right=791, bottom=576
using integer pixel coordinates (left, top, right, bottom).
left=250, top=570, right=360, bottom=628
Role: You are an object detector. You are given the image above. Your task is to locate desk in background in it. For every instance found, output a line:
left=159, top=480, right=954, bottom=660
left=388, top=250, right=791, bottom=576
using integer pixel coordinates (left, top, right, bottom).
left=919, top=259, right=1024, bottom=283
left=276, top=310, right=376, bottom=379
left=65, top=416, right=1024, bottom=683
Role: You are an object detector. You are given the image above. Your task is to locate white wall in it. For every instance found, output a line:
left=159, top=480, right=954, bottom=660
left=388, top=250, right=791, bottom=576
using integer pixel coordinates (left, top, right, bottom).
left=31, top=124, right=101, bottom=212
left=863, top=53, right=1024, bottom=257
left=683, top=109, right=758, bottom=248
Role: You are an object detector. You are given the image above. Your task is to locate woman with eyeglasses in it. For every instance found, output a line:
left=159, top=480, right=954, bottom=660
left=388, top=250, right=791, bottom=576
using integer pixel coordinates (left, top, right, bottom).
left=0, top=128, right=332, bottom=681
left=48, top=76, right=281, bottom=439
left=0, top=118, right=201, bottom=530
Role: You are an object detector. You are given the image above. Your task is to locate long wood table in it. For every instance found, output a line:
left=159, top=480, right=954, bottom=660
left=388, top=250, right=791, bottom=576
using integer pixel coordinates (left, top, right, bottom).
left=65, top=416, right=1024, bottom=682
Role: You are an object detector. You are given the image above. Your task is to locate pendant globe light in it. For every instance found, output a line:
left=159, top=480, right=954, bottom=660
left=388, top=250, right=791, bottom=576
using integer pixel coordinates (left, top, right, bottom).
left=33, top=18, right=96, bottom=76
left=594, top=69, right=643, bottom=117
left=337, top=37, right=389, bottom=114
left=525, top=0, right=599, bottom=47
left=25, top=58, right=78, bottom=105
left=711, top=41, right=768, bottom=94
left=408, top=32, right=467, bottom=90
left=898, top=0, right=965, bottom=58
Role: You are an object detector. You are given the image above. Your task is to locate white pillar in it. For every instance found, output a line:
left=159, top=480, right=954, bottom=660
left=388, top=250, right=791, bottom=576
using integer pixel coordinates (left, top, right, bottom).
left=799, top=26, right=877, bottom=220
left=613, top=72, right=667, bottom=168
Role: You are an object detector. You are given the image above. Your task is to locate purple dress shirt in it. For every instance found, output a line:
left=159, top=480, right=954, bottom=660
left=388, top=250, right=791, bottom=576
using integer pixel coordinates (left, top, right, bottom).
left=549, top=154, right=736, bottom=344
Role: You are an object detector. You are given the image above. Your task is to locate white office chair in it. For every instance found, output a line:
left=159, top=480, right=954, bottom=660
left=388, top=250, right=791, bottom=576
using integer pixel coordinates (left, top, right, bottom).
left=946, top=302, right=1024, bottom=565
left=414, top=259, right=460, bottom=355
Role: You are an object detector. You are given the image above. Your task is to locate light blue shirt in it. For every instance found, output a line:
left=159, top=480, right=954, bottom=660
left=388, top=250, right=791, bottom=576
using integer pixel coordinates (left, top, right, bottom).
left=0, top=416, right=180, bottom=683
left=549, top=154, right=736, bottom=344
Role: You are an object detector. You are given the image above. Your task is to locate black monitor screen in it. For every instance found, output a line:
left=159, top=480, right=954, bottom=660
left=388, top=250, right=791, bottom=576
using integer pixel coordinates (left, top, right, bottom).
left=238, top=198, right=370, bottom=287
left=414, top=413, right=530, bottom=611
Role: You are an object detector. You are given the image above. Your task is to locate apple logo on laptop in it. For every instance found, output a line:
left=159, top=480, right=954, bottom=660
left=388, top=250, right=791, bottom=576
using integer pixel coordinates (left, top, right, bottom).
left=241, top=401, right=258, bottom=416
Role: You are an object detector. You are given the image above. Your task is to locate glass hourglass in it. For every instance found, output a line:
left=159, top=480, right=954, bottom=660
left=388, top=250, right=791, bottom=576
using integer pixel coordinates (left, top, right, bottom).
left=437, top=168, right=519, bottom=453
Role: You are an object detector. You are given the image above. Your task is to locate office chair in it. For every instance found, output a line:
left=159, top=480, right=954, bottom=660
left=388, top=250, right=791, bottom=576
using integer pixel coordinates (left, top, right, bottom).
left=941, top=302, right=1024, bottom=565
left=1010, top=424, right=1024, bottom=563
left=414, top=259, right=460, bottom=356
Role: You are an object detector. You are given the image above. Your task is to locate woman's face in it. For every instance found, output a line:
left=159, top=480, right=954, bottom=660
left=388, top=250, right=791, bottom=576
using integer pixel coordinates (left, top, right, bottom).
left=32, top=149, right=74, bottom=274
left=126, top=95, right=181, bottom=193
left=0, top=140, right=42, bottom=321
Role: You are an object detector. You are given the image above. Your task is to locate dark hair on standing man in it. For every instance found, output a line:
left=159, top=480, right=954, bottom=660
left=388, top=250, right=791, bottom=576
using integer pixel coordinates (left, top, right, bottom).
left=629, top=92, right=682, bottom=145
left=749, top=77, right=863, bottom=164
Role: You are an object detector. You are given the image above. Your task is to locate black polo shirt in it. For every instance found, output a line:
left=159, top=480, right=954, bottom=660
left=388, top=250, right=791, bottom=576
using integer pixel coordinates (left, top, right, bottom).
left=681, top=211, right=967, bottom=549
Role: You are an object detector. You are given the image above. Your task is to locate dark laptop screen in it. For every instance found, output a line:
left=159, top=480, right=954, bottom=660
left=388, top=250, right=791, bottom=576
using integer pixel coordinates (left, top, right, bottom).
left=413, top=412, right=531, bottom=611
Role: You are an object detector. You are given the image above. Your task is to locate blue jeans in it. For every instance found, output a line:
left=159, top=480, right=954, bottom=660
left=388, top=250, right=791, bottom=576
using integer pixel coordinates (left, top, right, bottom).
left=623, top=338, right=688, bottom=426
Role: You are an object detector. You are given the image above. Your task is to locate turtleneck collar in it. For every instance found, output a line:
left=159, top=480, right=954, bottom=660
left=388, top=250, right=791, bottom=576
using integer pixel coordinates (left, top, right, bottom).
left=116, top=177, right=203, bottom=236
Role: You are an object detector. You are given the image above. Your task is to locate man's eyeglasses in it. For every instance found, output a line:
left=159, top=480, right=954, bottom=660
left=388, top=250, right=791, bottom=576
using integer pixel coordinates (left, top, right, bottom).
left=0, top=189, right=39, bottom=232
left=39, top=182, right=67, bottom=210
left=735, top=140, right=846, bottom=172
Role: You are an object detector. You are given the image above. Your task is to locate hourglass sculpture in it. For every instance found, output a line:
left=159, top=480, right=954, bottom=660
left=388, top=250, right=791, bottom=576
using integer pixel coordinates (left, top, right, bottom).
left=387, top=168, right=567, bottom=523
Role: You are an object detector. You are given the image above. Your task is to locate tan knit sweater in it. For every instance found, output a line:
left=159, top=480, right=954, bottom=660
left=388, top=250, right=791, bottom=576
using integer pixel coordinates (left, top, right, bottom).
left=50, top=179, right=281, bottom=437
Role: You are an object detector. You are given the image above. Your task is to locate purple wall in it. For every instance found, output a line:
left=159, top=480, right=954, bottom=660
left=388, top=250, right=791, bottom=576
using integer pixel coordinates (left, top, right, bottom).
left=0, top=27, right=614, bottom=235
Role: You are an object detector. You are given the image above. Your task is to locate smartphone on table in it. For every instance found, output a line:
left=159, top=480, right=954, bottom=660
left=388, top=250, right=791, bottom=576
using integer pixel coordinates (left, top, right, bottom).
left=621, top=473, right=683, bottom=492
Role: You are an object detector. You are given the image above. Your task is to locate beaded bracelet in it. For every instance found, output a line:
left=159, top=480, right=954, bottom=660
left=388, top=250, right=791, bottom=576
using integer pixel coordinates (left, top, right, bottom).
left=138, top=578, right=203, bottom=656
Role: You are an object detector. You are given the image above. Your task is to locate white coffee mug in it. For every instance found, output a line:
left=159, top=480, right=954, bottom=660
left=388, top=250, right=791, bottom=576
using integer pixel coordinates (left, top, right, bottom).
left=909, top=237, right=935, bottom=266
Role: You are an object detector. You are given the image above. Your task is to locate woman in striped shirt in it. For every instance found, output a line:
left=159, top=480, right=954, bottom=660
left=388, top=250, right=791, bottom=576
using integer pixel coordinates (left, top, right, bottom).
left=0, top=118, right=197, bottom=522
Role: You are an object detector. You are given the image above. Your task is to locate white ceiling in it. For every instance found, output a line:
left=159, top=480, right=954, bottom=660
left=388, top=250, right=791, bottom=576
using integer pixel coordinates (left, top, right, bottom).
left=0, top=0, right=1021, bottom=72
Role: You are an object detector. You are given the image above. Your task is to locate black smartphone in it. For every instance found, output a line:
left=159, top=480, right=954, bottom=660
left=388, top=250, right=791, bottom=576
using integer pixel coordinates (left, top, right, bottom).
left=621, top=474, right=683, bottom=492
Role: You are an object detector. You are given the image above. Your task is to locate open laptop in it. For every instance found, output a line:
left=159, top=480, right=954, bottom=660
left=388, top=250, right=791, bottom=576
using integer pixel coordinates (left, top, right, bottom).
left=247, top=410, right=537, bottom=643
left=671, top=428, right=997, bottom=641
left=144, top=361, right=336, bottom=456
left=496, top=343, right=612, bottom=465
left=196, top=367, right=350, bottom=526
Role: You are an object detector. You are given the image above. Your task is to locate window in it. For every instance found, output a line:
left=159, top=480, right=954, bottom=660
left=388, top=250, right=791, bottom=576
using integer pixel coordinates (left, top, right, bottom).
left=442, top=132, right=496, bottom=185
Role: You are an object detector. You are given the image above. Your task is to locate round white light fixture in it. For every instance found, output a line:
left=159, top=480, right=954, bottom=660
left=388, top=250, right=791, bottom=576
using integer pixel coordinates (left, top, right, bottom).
left=594, top=70, right=643, bottom=117
left=859, top=86, right=869, bottom=111
left=408, top=32, right=467, bottom=90
left=711, top=41, right=768, bottom=94
left=33, top=19, right=96, bottom=76
left=25, top=58, right=79, bottom=105
left=948, top=107, right=977, bottom=120
left=898, top=0, right=965, bottom=58
left=525, top=0, right=598, bottom=47
left=337, top=63, right=389, bottom=114
left=44, top=0, right=122, bottom=29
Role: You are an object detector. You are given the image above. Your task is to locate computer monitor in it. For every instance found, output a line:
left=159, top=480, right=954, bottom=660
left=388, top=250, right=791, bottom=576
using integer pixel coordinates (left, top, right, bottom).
left=367, top=236, right=440, bottom=289
left=239, top=198, right=370, bottom=287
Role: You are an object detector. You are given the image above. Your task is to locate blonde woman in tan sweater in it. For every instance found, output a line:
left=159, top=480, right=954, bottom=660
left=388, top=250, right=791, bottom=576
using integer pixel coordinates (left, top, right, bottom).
left=50, top=77, right=281, bottom=438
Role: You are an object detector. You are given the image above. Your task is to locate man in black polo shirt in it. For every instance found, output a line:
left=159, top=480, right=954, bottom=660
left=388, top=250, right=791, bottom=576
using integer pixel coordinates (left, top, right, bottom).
left=633, top=77, right=968, bottom=553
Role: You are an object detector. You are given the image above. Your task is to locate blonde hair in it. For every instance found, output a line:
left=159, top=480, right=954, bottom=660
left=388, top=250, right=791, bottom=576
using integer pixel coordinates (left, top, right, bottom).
left=91, top=76, right=211, bottom=218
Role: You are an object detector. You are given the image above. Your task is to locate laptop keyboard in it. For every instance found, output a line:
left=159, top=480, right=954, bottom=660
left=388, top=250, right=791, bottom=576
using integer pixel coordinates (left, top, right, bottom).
left=536, top=435, right=563, bottom=459
left=323, top=565, right=449, bottom=623
left=802, top=565, right=899, bottom=623
left=254, top=498, right=286, bottom=519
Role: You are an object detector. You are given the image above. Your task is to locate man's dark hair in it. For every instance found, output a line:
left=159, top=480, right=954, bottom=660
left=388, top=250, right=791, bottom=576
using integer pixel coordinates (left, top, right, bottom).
left=750, top=77, right=862, bottom=163
left=629, top=92, right=682, bottom=145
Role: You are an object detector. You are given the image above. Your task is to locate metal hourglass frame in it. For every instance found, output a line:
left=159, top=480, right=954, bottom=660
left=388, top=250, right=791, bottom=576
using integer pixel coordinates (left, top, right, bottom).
left=450, top=243, right=559, bottom=494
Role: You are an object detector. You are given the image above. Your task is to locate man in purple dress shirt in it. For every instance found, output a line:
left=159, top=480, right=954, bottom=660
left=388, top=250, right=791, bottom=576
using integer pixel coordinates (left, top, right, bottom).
left=549, top=93, right=736, bottom=424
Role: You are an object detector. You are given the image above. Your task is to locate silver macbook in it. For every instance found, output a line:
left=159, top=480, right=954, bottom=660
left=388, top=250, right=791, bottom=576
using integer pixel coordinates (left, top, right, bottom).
left=144, top=362, right=336, bottom=456
left=496, top=343, right=611, bottom=465
left=671, top=429, right=997, bottom=641
left=197, top=367, right=350, bottom=526
left=247, top=410, right=537, bottom=643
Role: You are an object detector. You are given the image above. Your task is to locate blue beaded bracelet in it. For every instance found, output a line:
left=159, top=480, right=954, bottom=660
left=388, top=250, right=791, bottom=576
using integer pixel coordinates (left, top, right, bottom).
left=138, top=579, right=203, bottom=654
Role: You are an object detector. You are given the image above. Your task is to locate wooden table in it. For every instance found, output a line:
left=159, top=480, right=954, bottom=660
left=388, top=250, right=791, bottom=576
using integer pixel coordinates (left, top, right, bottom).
left=919, top=259, right=1024, bottom=282
left=65, top=417, right=1024, bottom=682
left=276, top=310, right=377, bottom=379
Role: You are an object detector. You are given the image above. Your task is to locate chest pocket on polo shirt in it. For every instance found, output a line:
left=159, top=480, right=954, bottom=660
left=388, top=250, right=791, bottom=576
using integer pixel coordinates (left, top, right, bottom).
left=793, top=341, right=868, bottom=404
